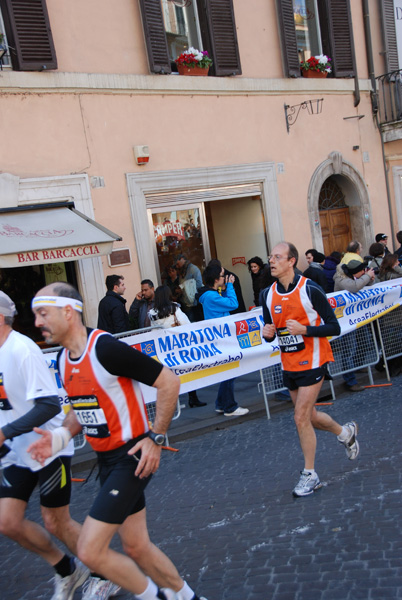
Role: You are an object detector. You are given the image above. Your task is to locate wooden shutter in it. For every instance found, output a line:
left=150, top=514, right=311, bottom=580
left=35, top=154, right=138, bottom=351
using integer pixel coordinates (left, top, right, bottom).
left=203, top=0, right=241, bottom=76
left=380, top=0, right=399, bottom=73
left=275, top=0, right=300, bottom=78
left=326, top=0, right=356, bottom=77
left=0, top=0, right=57, bottom=70
left=138, top=0, right=171, bottom=74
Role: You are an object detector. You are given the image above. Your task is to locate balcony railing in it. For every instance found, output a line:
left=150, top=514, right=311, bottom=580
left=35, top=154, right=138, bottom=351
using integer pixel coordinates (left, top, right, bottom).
left=376, top=69, right=402, bottom=125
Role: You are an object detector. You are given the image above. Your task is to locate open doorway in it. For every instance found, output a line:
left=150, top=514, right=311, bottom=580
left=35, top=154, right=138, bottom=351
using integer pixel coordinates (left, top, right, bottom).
left=205, top=196, right=269, bottom=309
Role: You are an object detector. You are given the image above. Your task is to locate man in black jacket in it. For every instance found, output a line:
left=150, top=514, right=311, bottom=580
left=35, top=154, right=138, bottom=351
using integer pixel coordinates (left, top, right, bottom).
left=97, top=275, right=130, bottom=334
left=303, top=250, right=328, bottom=292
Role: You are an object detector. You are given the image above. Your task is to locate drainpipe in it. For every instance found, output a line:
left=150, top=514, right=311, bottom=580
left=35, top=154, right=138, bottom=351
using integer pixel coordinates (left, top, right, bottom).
left=362, top=0, right=395, bottom=247
left=362, top=0, right=378, bottom=112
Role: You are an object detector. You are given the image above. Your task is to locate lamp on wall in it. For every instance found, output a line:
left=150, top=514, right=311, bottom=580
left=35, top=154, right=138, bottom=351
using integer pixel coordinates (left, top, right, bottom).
left=284, top=99, right=324, bottom=133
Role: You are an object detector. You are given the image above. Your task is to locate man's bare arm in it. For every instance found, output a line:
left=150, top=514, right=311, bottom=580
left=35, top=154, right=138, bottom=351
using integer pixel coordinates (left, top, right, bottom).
left=152, top=367, right=181, bottom=434
left=128, top=367, right=180, bottom=478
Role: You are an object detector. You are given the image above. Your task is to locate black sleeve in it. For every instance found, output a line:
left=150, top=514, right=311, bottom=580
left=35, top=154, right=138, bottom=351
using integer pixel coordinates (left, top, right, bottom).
left=305, top=281, right=341, bottom=338
left=95, top=333, right=164, bottom=386
left=1, top=395, right=61, bottom=439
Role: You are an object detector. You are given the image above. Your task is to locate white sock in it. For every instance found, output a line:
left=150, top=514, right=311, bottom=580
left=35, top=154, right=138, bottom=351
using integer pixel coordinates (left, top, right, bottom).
left=136, top=578, right=159, bottom=600
left=178, top=581, right=196, bottom=600
left=337, top=426, right=349, bottom=442
left=303, top=468, right=316, bottom=475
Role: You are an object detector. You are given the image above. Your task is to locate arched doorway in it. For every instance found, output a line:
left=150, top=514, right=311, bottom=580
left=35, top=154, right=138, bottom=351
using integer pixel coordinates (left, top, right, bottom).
left=307, top=152, right=374, bottom=255
left=319, top=177, right=352, bottom=256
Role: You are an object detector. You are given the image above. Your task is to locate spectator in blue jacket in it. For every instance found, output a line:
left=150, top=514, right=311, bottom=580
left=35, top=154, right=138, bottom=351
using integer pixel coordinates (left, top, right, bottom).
left=197, top=264, right=249, bottom=417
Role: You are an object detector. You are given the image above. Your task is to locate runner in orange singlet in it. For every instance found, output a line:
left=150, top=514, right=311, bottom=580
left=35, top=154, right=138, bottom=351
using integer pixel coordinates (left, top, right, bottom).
left=260, top=242, right=360, bottom=497
left=28, top=282, right=207, bottom=600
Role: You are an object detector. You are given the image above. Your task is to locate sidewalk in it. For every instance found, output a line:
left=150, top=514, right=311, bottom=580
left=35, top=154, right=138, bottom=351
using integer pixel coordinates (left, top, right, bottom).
left=72, top=366, right=383, bottom=469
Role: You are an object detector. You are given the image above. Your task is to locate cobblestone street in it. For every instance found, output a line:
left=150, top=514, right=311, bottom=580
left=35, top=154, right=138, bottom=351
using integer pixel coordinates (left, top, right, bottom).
left=1, top=378, right=402, bottom=600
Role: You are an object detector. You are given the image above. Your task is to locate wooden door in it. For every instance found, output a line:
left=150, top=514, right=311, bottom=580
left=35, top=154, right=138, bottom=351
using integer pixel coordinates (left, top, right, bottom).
left=320, top=207, right=351, bottom=256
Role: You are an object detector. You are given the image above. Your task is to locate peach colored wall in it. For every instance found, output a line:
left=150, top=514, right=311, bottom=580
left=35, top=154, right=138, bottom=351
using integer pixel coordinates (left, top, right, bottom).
left=0, top=89, right=387, bottom=288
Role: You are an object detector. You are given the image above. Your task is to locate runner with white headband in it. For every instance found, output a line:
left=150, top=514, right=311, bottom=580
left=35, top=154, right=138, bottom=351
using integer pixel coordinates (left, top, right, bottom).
left=32, top=296, right=83, bottom=313
left=29, top=281, right=207, bottom=600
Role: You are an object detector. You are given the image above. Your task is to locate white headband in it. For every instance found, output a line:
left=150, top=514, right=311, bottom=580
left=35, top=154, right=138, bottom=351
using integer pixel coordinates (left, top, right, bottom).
left=31, top=296, right=83, bottom=313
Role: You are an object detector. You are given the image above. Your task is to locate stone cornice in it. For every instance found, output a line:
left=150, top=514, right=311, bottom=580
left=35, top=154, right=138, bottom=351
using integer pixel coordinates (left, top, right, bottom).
left=0, top=70, right=373, bottom=96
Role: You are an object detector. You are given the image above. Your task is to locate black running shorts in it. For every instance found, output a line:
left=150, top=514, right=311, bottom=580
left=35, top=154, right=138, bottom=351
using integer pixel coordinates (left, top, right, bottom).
left=283, top=364, right=331, bottom=390
left=89, top=439, right=151, bottom=525
left=0, top=456, right=72, bottom=508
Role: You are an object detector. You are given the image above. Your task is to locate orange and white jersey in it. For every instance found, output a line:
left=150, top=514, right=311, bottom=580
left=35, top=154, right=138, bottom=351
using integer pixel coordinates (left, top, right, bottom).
left=264, top=276, right=334, bottom=372
left=59, top=329, right=150, bottom=452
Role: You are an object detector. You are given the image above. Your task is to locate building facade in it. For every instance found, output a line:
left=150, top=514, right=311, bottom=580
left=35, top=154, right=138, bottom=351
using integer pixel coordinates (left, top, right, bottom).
left=0, top=0, right=395, bottom=332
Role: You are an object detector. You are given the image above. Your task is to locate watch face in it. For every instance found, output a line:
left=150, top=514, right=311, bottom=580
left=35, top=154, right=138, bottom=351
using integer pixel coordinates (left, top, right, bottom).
left=150, top=432, right=165, bottom=445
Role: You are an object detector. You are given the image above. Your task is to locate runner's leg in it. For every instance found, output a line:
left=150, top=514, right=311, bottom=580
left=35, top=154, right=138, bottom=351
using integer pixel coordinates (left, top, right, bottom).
left=0, top=497, right=64, bottom=564
left=119, top=507, right=183, bottom=591
left=41, top=504, right=81, bottom=555
left=77, top=515, right=150, bottom=595
left=290, top=380, right=323, bottom=471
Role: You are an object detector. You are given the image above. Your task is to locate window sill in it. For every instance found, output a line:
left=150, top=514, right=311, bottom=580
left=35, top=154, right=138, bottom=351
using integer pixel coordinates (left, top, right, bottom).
left=0, top=70, right=373, bottom=96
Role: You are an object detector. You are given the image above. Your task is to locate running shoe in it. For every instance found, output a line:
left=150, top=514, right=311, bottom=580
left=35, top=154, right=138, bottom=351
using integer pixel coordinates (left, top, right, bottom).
left=292, top=470, right=322, bottom=497
left=339, top=421, right=359, bottom=460
left=51, top=558, right=90, bottom=600
left=81, top=576, right=121, bottom=599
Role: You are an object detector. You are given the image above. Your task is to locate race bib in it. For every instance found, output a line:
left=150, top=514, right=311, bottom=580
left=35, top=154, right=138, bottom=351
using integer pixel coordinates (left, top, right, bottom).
left=277, top=327, right=305, bottom=353
left=70, top=395, right=110, bottom=438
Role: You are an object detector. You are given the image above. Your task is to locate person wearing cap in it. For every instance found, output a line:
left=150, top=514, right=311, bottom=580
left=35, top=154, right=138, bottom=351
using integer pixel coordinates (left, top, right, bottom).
left=333, top=259, right=375, bottom=393
left=302, top=250, right=328, bottom=292
left=375, top=233, right=390, bottom=255
left=0, top=291, right=95, bottom=600
left=28, top=282, right=207, bottom=600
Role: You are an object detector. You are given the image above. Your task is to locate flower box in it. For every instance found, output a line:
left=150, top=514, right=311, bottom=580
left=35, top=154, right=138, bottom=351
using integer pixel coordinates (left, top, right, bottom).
left=302, top=69, right=328, bottom=79
left=175, top=47, right=212, bottom=76
left=177, top=65, right=209, bottom=76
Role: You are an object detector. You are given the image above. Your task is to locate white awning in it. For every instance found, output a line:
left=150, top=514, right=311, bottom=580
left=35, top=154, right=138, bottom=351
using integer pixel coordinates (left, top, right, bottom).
left=0, top=206, right=122, bottom=268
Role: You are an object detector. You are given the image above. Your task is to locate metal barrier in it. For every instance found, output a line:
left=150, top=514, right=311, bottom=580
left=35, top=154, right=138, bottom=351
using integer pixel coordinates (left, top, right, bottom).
left=258, top=363, right=287, bottom=420
left=258, top=321, right=380, bottom=416
left=327, top=322, right=379, bottom=391
left=375, top=305, right=402, bottom=381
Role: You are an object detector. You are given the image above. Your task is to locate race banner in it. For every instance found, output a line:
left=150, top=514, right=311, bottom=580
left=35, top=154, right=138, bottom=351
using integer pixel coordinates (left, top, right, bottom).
left=43, top=278, right=402, bottom=404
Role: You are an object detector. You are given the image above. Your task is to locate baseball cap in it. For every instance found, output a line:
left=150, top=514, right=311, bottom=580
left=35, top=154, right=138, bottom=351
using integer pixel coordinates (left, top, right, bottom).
left=345, top=259, right=368, bottom=275
left=375, top=233, right=388, bottom=242
left=0, top=291, right=17, bottom=317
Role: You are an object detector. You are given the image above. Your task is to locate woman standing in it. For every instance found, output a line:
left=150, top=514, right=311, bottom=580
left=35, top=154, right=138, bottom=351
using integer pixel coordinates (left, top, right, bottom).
left=247, top=256, right=275, bottom=307
left=148, top=286, right=206, bottom=408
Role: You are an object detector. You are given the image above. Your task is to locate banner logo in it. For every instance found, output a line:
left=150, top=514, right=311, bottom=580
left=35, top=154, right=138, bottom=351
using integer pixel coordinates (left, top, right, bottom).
left=132, top=340, right=160, bottom=361
left=235, top=317, right=262, bottom=349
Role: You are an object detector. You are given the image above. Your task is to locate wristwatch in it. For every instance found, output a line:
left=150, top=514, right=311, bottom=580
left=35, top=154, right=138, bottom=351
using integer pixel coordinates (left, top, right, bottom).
left=148, top=431, right=166, bottom=446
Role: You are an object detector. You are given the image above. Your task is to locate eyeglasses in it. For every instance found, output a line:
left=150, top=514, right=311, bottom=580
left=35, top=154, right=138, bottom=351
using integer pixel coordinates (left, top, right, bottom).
left=268, top=254, right=288, bottom=262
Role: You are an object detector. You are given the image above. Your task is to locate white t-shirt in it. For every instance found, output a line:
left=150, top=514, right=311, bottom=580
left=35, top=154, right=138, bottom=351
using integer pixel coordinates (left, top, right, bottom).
left=0, top=330, right=73, bottom=471
left=148, top=305, right=190, bottom=328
